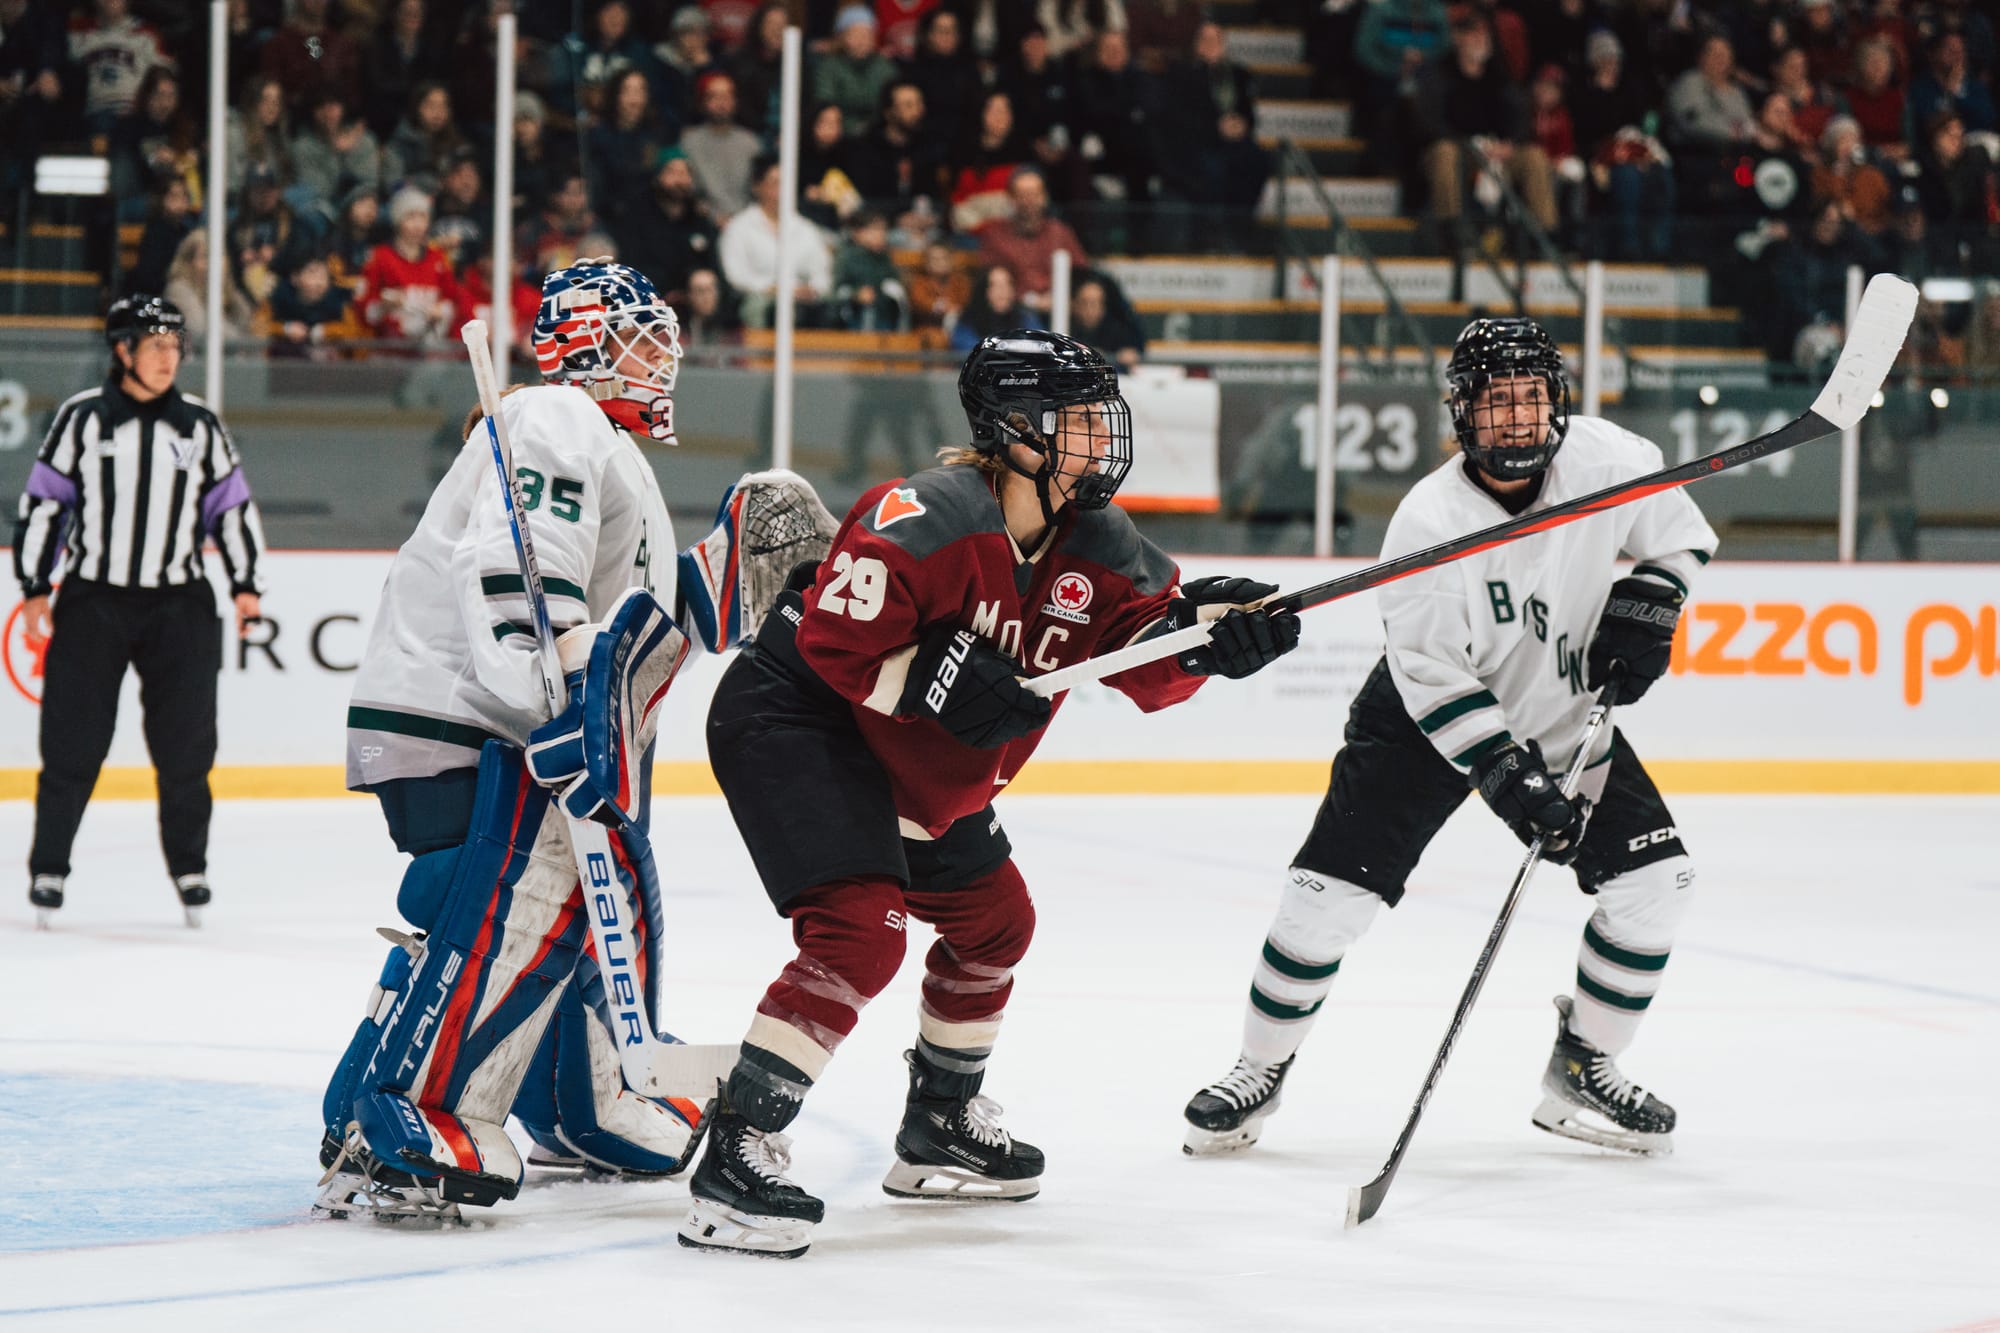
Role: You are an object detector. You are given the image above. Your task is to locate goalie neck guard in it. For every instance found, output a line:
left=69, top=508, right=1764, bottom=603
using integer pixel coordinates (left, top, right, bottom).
left=958, top=330, right=1132, bottom=527
left=1446, top=317, right=1571, bottom=482
left=533, top=259, right=684, bottom=444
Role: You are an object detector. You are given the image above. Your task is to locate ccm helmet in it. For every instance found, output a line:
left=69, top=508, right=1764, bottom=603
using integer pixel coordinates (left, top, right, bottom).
left=1446, top=317, right=1571, bottom=480
left=958, top=329, right=1132, bottom=521
left=533, top=258, right=684, bottom=443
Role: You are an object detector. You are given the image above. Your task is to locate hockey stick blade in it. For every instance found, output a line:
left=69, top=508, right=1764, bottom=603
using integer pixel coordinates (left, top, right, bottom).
left=1023, top=274, right=1917, bottom=700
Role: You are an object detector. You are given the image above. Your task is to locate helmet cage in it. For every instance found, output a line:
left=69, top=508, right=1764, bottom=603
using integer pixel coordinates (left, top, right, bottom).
left=962, top=335, right=1133, bottom=513
left=1447, top=319, right=1571, bottom=481
left=533, top=260, right=685, bottom=443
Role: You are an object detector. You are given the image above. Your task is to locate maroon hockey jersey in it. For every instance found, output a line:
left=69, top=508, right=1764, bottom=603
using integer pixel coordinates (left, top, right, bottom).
left=793, top=464, right=1202, bottom=836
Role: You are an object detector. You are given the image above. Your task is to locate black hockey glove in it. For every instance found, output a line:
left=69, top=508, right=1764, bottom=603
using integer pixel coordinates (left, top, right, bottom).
left=900, top=626, right=1052, bottom=749
left=1586, top=576, right=1682, bottom=703
left=1473, top=740, right=1591, bottom=865
left=1167, top=576, right=1303, bottom=679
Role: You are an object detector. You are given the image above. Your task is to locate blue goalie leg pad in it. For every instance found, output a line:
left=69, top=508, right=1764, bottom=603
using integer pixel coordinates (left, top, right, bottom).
left=330, top=742, right=591, bottom=1206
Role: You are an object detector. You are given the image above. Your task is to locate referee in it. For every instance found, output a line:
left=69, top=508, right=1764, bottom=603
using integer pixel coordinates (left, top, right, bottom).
left=12, top=294, right=268, bottom=925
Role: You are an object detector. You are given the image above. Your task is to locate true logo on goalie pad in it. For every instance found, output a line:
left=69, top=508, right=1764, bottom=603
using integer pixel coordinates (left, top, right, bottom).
left=875, top=487, right=926, bottom=530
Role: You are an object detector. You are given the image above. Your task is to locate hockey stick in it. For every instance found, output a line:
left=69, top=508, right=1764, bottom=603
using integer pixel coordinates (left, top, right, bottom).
left=1024, top=273, right=1918, bottom=699
left=459, top=321, right=736, bottom=1104
left=1345, top=672, right=1623, bottom=1229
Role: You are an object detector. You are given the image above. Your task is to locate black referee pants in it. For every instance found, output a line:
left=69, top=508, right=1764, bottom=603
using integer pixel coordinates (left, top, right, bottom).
left=30, top=580, right=222, bottom=879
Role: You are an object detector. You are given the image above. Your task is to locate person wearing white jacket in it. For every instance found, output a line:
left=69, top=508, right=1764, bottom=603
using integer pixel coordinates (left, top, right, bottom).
left=1185, top=317, right=1718, bottom=1162
left=719, top=154, right=833, bottom=328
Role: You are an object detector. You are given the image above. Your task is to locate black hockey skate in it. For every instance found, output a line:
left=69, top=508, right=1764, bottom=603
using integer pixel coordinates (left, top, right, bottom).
left=173, top=873, right=211, bottom=928
left=882, top=1049, right=1044, bottom=1201
left=679, top=1091, right=824, bottom=1259
left=1182, top=1055, right=1293, bottom=1156
left=29, top=874, right=63, bottom=930
left=1531, top=996, right=1676, bottom=1155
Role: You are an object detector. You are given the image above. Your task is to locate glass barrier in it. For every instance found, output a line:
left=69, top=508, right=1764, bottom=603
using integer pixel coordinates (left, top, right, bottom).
left=1, top=326, right=1993, bottom=565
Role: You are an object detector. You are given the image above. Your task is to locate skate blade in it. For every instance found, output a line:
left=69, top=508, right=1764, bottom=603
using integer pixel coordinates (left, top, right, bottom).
left=183, top=906, right=204, bottom=929
left=311, top=1173, right=467, bottom=1225
left=35, top=908, right=54, bottom=931
left=1531, top=1096, right=1673, bottom=1156
left=881, top=1159, right=1039, bottom=1202
left=678, top=1198, right=813, bottom=1258
left=525, top=1148, right=587, bottom=1172
left=1182, top=1111, right=1274, bottom=1157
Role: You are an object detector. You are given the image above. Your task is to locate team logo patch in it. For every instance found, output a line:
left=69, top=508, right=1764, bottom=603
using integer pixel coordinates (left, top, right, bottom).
left=4, top=599, right=48, bottom=704
left=1041, top=572, right=1094, bottom=624
left=874, top=486, right=926, bottom=530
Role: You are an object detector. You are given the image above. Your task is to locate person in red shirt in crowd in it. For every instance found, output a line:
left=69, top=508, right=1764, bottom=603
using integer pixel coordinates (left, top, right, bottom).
left=675, top=331, right=1301, bottom=1260
left=876, top=0, right=941, bottom=60
left=974, top=166, right=1087, bottom=315
left=361, top=187, right=461, bottom=345
left=455, top=246, right=541, bottom=360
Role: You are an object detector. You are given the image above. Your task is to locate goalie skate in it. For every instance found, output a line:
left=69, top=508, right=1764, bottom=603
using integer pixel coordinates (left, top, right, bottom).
left=1530, top=997, right=1675, bottom=1156
left=312, top=1126, right=465, bottom=1225
left=1182, top=1056, right=1292, bottom=1156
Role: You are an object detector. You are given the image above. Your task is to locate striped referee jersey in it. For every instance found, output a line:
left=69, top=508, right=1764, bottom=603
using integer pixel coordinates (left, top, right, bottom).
left=12, top=379, right=267, bottom=598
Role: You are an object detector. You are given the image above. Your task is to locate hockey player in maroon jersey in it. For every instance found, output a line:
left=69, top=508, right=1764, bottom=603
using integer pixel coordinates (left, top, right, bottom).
left=678, top=331, right=1302, bottom=1258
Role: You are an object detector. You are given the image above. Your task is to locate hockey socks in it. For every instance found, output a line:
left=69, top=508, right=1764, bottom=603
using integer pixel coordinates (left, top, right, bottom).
left=1240, top=867, right=1382, bottom=1067
left=1566, top=856, right=1693, bottom=1056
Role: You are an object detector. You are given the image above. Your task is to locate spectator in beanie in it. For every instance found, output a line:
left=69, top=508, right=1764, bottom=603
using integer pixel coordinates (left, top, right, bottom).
left=813, top=4, right=899, bottom=136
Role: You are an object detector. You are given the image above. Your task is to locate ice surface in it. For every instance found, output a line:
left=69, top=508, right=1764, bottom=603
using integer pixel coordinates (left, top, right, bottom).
left=3, top=793, right=1997, bottom=1331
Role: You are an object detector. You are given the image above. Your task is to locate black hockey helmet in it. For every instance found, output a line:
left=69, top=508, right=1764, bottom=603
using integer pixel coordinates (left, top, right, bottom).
left=959, top=329, right=1132, bottom=518
left=1446, top=317, right=1571, bottom=480
left=105, top=294, right=188, bottom=354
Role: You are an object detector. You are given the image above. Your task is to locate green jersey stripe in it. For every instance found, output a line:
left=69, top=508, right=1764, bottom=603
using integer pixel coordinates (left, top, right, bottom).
left=1451, top=731, right=1514, bottom=771
left=1418, top=689, right=1500, bottom=735
left=1630, top=563, right=1688, bottom=598
left=346, top=705, right=504, bottom=752
left=481, top=573, right=587, bottom=602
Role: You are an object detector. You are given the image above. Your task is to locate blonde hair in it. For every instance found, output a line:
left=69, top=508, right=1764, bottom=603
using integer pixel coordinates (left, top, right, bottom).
left=936, top=444, right=1002, bottom=471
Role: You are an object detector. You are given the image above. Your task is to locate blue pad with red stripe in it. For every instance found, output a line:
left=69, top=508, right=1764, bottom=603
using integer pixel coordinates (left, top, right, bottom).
left=321, top=742, right=590, bottom=1200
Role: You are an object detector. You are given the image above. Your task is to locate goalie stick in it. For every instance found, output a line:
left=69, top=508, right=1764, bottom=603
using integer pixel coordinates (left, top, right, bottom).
left=1025, top=273, right=1918, bottom=699
left=458, top=321, right=735, bottom=1104
left=1344, top=673, right=1622, bottom=1229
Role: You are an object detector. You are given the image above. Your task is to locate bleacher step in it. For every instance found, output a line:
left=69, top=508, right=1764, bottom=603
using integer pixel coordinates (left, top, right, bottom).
left=1223, top=25, right=1305, bottom=64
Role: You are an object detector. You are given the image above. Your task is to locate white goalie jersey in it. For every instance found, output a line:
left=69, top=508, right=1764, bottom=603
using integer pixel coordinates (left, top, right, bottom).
left=1378, top=414, right=1719, bottom=775
left=345, top=384, right=680, bottom=788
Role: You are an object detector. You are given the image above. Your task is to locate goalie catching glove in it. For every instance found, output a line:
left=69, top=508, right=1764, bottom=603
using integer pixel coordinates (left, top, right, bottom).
left=526, top=587, right=690, bottom=825
left=899, top=626, right=1052, bottom=749
left=678, top=469, right=840, bottom=653
left=1163, top=577, right=1303, bottom=679
left=1473, top=740, right=1591, bottom=864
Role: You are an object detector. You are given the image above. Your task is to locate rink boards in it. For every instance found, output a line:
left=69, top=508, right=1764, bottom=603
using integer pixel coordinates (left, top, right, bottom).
left=2, top=552, right=1997, bottom=796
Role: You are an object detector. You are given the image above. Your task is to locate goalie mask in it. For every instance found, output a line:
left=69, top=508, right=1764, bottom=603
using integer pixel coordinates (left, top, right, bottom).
left=533, top=258, right=684, bottom=445
left=959, top=330, right=1132, bottom=526
left=1446, top=317, right=1571, bottom=481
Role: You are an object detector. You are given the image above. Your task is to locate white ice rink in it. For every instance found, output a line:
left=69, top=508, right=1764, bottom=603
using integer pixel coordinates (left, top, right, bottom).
left=3, top=792, right=1997, bottom=1332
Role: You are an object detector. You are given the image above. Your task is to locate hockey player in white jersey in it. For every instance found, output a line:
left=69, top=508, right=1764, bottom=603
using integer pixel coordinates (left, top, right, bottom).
left=1185, top=317, right=1716, bottom=1159
left=314, top=259, right=836, bottom=1218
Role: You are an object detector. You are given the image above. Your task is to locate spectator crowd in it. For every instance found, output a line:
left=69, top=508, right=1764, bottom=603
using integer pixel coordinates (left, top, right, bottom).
left=2, top=0, right=1997, bottom=373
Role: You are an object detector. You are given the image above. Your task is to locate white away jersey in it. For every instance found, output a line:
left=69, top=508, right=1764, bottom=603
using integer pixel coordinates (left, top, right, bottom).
left=345, top=385, right=678, bottom=787
left=1378, top=414, right=1718, bottom=775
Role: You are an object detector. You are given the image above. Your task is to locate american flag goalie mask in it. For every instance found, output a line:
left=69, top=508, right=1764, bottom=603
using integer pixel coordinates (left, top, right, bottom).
left=533, top=258, right=684, bottom=445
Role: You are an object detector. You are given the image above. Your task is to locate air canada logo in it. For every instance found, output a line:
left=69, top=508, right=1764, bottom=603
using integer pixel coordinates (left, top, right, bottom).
left=1042, top=572, right=1094, bottom=624
left=4, top=600, right=48, bottom=705
left=874, top=486, right=926, bottom=530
